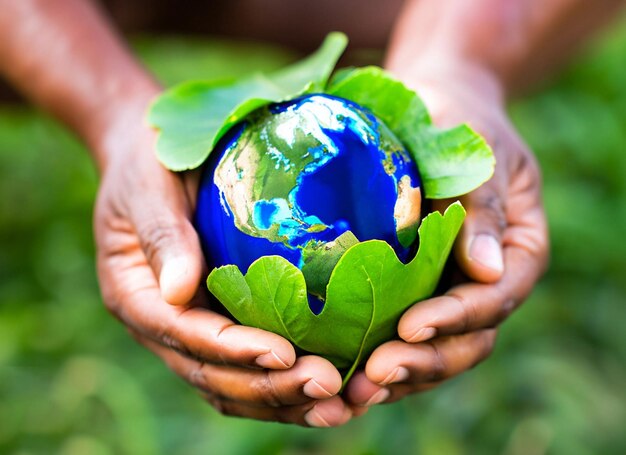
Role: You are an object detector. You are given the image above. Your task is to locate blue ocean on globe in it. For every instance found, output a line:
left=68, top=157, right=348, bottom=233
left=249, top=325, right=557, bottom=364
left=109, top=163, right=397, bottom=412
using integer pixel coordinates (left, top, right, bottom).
left=195, top=94, right=422, bottom=313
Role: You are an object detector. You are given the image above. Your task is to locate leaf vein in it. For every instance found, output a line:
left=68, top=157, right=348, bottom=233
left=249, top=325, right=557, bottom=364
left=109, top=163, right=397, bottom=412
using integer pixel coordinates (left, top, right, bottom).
left=342, top=264, right=378, bottom=388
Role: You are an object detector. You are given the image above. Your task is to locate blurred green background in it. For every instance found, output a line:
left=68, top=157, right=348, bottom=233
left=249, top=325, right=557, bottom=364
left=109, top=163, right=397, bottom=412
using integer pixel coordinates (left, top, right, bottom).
left=1, top=17, right=626, bottom=455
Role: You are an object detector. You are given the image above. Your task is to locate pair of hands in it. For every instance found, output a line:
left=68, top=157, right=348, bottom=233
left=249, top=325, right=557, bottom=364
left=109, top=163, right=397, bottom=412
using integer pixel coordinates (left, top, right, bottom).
left=94, top=68, right=548, bottom=427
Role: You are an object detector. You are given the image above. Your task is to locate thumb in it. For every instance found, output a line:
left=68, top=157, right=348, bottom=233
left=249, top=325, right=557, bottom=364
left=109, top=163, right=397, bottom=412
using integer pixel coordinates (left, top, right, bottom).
left=442, top=182, right=506, bottom=283
left=134, top=200, right=204, bottom=306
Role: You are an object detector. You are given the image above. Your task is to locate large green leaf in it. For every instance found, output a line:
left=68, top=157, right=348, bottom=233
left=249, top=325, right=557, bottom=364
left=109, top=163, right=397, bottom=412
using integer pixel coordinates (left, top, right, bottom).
left=207, top=202, right=465, bottom=383
left=328, top=67, right=495, bottom=198
left=148, top=32, right=348, bottom=171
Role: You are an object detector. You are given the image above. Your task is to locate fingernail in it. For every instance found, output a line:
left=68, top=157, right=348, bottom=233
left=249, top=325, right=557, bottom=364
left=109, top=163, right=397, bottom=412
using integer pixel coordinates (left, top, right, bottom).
left=381, top=367, right=410, bottom=385
left=255, top=351, right=289, bottom=369
left=407, top=326, right=437, bottom=343
left=304, top=407, right=331, bottom=428
left=303, top=379, right=333, bottom=399
left=469, top=234, right=504, bottom=273
left=364, top=388, right=390, bottom=407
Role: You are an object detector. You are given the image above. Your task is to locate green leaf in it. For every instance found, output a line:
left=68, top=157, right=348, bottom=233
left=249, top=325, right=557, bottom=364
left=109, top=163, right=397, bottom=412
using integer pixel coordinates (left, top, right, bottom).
left=208, top=257, right=308, bottom=340
left=207, top=202, right=465, bottom=382
left=148, top=32, right=348, bottom=171
left=328, top=67, right=495, bottom=198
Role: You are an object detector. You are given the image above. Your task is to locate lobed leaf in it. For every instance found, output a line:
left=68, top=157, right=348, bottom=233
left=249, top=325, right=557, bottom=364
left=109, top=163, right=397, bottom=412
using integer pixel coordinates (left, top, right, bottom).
left=207, top=202, right=466, bottom=382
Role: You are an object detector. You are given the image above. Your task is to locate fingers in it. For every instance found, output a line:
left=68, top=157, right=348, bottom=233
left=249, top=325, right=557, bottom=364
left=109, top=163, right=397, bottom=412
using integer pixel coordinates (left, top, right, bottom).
left=398, top=242, right=545, bottom=341
left=135, top=333, right=351, bottom=427
left=344, top=330, right=497, bottom=407
left=102, top=265, right=296, bottom=368
left=368, top=330, right=497, bottom=384
left=204, top=394, right=352, bottom=427
left=96, top=230, right=296, bottom=368
left=343, top=372, right=392, bottom=407
left=401, top=157, right=547, bottom=341
left=136, top=334, right=341, bottom=405
left=343, top=371, right=439, bottom=407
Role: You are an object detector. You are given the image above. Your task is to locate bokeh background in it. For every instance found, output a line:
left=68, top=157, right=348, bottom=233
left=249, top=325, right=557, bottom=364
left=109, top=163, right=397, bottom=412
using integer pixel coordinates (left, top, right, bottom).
left=1, top=14, right=626, bottom=455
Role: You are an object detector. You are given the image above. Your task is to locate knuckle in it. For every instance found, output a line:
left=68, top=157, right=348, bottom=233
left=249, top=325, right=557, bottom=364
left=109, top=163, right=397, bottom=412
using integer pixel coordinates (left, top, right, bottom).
left=137, top=217, right=183, bottom=263
left=487, top=284, right=514, bottom=325
left=189, top=362, right=212, bottom=392
left=156, top=318, right=177, bottom=345
left=161, top=332, right=193, bottom=358
left=473, top=191, right=506, bottom=223
left=160, top=308, right=197, bottom=360
left=425, top=342, right=448, bottom=382
left=253, top=371, right=283, bottom=407
left=448, top=293, right=479, bottom=332
left=213, top=323, right=235, bottom=364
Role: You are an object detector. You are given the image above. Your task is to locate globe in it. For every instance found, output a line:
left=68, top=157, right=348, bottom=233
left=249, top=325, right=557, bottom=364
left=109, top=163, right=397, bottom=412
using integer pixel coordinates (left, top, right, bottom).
left=195, top=94, right=422, bottom=313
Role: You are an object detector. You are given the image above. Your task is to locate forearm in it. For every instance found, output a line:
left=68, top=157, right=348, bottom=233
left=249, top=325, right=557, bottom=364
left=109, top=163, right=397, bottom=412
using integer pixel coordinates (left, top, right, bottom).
left=0, top=0, right=159, bottom=171
left=387, top=0, right=625, bottom=96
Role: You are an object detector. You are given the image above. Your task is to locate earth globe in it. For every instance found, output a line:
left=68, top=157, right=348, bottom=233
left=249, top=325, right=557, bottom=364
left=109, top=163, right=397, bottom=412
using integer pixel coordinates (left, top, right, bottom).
left=195, top=94, right=422, bottom=313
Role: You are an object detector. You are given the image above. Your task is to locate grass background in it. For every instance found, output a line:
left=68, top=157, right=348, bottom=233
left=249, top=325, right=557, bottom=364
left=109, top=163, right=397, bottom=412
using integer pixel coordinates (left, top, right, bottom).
left=1, top=18, right=626, bottom=455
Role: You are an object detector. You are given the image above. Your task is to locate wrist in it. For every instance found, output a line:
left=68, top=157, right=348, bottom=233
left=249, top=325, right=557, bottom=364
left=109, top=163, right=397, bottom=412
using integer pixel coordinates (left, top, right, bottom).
left=86, top=76, right=162, bottom=174
left=385, top=0, right=533, bottom=99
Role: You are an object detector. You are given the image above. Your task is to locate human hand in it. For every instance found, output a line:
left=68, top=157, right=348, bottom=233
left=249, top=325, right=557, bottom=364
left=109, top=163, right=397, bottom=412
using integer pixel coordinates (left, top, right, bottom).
left=345, top=65, right=549, bottom=407
left=93, top=103, right=353, bottom=427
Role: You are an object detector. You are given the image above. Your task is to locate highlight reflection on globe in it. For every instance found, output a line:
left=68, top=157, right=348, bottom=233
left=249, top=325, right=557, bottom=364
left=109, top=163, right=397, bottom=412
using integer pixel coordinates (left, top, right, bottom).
left=195, top=94, right=422, bottom=307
